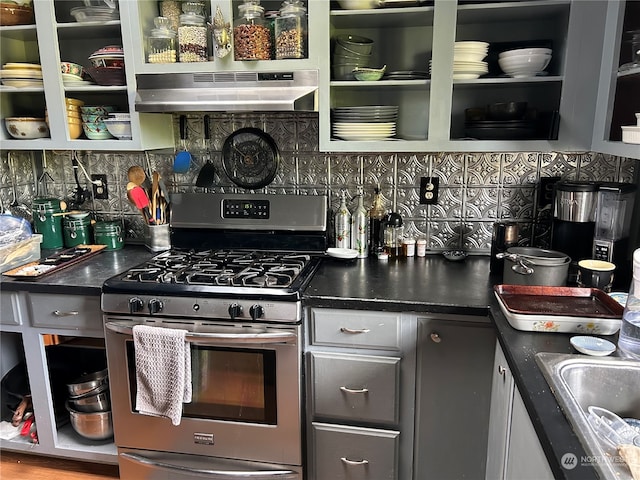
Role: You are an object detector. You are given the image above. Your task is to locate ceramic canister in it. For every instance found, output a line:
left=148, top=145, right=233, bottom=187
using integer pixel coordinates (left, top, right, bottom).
left=32, top=197, right=64, bottom=249
left=63, top=216, right=92, bottom=247
left=93, top=221, right=124, bottom=251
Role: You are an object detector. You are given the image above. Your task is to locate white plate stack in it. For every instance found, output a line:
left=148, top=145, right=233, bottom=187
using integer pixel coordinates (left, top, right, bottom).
left=429, top=41, right=489, bottom=80
left=332, top=106, right=399, bottom=141
left=0, top=63, right=43, bottom=88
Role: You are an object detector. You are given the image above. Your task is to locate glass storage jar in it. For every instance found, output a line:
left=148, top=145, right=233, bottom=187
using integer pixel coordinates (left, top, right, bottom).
left=275, top=0, right=306, bottom=59
left=146, top=16, right=177, bottom=64
left=233, top=1, right=271, bottom=61
left=178, top=11, right=208, bottom=62
left=160, top=0, right=182, bottom=32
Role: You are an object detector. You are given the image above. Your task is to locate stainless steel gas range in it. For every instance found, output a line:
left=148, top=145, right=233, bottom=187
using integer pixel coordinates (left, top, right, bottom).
left=101, top=193, right=327, bottom=480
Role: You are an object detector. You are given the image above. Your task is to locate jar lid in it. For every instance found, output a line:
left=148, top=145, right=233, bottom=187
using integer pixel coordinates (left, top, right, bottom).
left=238, top=2, right=264, bottom=18
left=33, top=197, right=62, bottom=211
left=403, top=237, right=416, bottom=244
left=179, top=12, right=205, bottom=25
left=280, top=0, right=306, bottom=15
left=150, top=16, right=176, bottom=37
left=94, top=221, right=121, bottom=233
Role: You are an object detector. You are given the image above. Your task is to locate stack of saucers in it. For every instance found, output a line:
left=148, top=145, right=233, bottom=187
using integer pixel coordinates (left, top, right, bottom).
left=429, top=41, right=489, bottom=79
left=0, top=63, right=43, bottom=88
left=331, top=105, right=398, bottom=141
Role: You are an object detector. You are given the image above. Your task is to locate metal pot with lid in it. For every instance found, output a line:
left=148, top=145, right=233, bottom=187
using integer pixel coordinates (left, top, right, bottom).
left=498, top=246, right=571, bottom=286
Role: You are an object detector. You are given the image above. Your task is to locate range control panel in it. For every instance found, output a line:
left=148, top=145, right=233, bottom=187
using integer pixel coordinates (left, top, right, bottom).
left=223, top=199, right=270, bottom=219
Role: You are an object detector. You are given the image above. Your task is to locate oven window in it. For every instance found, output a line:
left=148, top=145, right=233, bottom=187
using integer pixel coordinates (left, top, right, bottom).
left=126, top=342, right=277, bottom=424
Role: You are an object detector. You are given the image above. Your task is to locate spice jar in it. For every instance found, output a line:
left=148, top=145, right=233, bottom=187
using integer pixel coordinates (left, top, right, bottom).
left=147, top=16, right=177, bottom=64
left=233, top=1, right=272, bottom=61
left=403, top=237, right=416, bottom=257
left=160, top=0, right=182, bottom=32
left=178, top=10, right=208, bottom=62
left=416, top=237, right=427, bottom=257
left=275, top=0, right=306, bottom=59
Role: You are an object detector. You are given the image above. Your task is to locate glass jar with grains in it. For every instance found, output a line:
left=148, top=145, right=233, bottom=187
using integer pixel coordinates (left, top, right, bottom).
left=178, top=9, right=208, bottom=62
left=146, top=16, right=177, bottom=64
left=160, top=0, right=182, bottom=32
left=234, top=0, right=271, bottom=61
left=275, top=0, right=306, bottom=59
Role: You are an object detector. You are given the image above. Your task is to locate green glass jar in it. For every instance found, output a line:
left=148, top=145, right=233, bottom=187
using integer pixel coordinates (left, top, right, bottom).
left=32, top=197, right=64, bottom=249
left=63, top=216, right=92, bottom=248
left=93, top=221, right=124, bottom=251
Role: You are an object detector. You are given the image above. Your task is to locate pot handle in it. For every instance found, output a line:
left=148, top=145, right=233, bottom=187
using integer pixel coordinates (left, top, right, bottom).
left=496, top=252, right=535, bottom=275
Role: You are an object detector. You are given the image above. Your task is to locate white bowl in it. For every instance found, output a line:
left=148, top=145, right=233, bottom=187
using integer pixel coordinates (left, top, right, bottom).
left=499, top=47, right=552, bottom=58
left=5, top=117, right=49, bottom=139
left=103, top=118, right=132, bottom=140
left=337, top=0, right=380, bottom=10
left=499, top=55, right=551, bottom=76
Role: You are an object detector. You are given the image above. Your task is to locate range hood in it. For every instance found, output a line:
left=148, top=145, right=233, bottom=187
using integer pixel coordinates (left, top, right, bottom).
left=135, top=70, right=318, bottom=113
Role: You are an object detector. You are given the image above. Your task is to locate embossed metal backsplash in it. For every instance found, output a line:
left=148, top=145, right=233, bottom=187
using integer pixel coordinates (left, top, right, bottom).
left=0, top=113, right=636, bottom=252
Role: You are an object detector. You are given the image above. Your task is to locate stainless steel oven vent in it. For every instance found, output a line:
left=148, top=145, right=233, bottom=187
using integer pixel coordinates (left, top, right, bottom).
left=135, top=70, right=318, bottom=112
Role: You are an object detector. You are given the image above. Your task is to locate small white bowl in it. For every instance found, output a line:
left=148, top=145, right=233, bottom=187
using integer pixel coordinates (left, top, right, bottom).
left=5, top=117, right=49, bottom=139
left=570, top=336, right=616, bottom=356
left=103, top=118, right=132, bottom=140
left=499, top=47, right=552, bottom=58
left=326, top=248, right=358, bottom=260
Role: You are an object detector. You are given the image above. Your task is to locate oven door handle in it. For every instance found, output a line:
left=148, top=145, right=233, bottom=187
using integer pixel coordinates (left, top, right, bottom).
left=105, top=321, right=297, bottom=345
left=120, top=452, right=298, bottom=478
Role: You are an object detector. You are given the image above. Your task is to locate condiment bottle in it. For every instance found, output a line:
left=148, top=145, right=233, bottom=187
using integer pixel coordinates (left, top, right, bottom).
left=334, top=190, right=351, bottom=249
left=368, top=187, right=386, bottom=256
left=275, top=0, right=306, bottom=59
left=382, top=212, right=403, bottom=258
left=146, top=16, right=177, bottom=64
left=351, top=188, right=368, bottom=258
left=234, top=1, right=272, bottom=61
left=618, top=248, right=640, bottom=359
left=416, top=237, right=427, bottom=257
left=178, top=7, right=208, bottom=62
left=403, top=237, right=416, bottom=257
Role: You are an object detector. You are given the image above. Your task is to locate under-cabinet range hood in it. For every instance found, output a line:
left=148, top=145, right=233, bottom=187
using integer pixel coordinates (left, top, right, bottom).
left=135, top=70, right=318, bottom=113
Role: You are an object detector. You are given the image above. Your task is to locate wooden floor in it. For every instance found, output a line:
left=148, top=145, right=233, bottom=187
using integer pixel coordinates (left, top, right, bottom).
left=0, top=451, right=119, bottom=479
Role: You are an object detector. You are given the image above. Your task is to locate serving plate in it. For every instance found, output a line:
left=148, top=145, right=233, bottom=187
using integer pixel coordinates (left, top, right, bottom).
left=326, top=248, right=358, bottom=260
left=570, top=336, right=616, bottom=356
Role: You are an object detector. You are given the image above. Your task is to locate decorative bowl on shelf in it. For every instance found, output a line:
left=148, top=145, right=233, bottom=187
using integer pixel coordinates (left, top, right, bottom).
left=60, top=61, right=84, bottom=77
left=84, top=66, right=125, bottom=86
left=0, top=2, right=34, bottom=26
left=353, top=65, right=386, bottom=81
left=5, top=117, right=49, bottom=139
left=103, top=117, right=132, bottom=140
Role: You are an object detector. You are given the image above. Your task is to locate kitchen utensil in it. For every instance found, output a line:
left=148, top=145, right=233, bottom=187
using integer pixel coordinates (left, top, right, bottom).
left=127, top=165, right=146, bottom=186
left=498, top=247, right=570, bottom=286
left=68, top=388, right=110, bottom=412
left=151, top=171, right=160, bottom=223
left=66, top=403, right=113, bottom=440
left=129, top=185, right=153, bottom=224
left=587, top=406, right=640, bottom=448
left=173, top=114, right=191, bottom=173
left=66, top=368, right=108, bottom=397
left=195, top=115, right=216, bottom=188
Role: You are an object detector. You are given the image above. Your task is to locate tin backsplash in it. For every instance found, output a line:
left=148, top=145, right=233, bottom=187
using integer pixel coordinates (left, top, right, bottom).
left=0, top=112, right=637, bottom=252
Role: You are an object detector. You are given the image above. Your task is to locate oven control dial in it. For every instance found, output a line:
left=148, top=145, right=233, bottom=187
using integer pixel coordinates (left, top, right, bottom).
left=228, top=303, right=243, bottom=320
left=129, top=297, right=144, bottom=314
left=148, top=298, right=164, bottom=314
left=250, top=304, right=265, bottom=320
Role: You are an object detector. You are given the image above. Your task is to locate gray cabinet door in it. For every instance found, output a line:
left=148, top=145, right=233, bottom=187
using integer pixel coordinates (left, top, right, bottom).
left=310, top=309, right=402, bottom=350
left=485, top=341, right=515, bottom=480
left=414, top=317, right=495, bottom=480
left=311, top=351, right=400, bottom=426
left=311, top=422, right=399, bottom=480
left=1, top=292, right=19, bottom=326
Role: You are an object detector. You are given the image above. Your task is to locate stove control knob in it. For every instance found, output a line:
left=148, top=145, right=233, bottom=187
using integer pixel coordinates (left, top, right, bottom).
left=250, top=304, right=265, bottom=320
left=228, top=303, right=243, bottom=320
left=129, top=297, right=144, bottom=314
left=148, top=298, right=164, bottom=314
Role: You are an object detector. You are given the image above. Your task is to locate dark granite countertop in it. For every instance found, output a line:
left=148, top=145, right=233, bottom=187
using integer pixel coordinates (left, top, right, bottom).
left=1, top=246, right=154, bottom=296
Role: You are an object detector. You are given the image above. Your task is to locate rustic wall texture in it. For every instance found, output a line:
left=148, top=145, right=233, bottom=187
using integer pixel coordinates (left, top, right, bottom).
left=0, top=112, right=636, bottom=253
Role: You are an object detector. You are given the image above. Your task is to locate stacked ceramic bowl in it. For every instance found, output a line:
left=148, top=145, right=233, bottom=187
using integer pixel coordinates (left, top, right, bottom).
left=61, top=97, right=85, bottom=139
left=332, top=34, right=374, bottom=80
left=81, top=105, right=115, bottom=140
left=429, top=41, right=489, bottom=79
left=331, top=105, right=398, bottom=141
left=498, top=47, right=552, bottom=78
left=0, top=62, right=42, bottom=87
left=103, top=112, right=132, bottom=140
left=85, top=45, right=125, bottom=86
left=70, top=3, right=119, bottom=23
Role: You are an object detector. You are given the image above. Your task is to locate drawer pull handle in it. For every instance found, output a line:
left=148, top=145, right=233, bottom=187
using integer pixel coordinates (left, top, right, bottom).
left=53, top=310, right=79, bottom=317
left=498, top=365, right=507, bottom=376
left=430, top=332, right=441, bottom=343
left=339, top=386, right=369, bottom=394
left=341, top=457, right=369, bottom=466
left=340, top=327, right=370, bottom=334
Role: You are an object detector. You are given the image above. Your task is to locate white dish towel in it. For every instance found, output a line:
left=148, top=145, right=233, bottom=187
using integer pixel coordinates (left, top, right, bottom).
left=132, top=324, right=192, bottom=426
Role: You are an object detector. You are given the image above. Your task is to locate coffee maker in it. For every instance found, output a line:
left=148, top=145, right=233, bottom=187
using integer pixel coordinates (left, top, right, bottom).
left=551, top=181, right=598, bottom=264
left=593, top=182, right=637, bottom=288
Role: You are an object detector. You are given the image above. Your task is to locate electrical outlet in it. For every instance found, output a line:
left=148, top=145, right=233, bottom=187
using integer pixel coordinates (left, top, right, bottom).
left=419, top=177, right=439, bottom=205
left=538, top=176, right=560, bottom=208
left=91, top=174, right=108, bottom=199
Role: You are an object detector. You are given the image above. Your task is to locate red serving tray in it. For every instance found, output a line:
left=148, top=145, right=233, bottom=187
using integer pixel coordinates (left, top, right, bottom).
left=2, top=244, right=106, bottom=280
left=494, top=284, right=624, bottom=319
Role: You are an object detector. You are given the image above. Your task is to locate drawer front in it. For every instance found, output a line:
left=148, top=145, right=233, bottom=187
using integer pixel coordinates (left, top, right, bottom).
left=28, top=293, right=102, bottom=331
left=311, top=422, right=399, bottom=480
left=311, top=352, right=400, bottom=425
left=0, top=292, right=20, bottom=326
left=311, top=309, right=401, bottom=350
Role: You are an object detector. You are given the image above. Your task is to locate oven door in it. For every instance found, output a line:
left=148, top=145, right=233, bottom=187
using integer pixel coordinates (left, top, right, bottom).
left=104, top=317, right=302, bottom=466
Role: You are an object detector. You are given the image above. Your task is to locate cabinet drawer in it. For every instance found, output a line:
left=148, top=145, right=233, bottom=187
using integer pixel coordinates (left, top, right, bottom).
left=310, top=309, right=401, bottom=349
left=0, top=292, right=20, bottom=326
left=27, top=293, right=102, bottom=331
left=311, top=422, right=399, bottom=480
left=311, top=352, right=400, bottom=425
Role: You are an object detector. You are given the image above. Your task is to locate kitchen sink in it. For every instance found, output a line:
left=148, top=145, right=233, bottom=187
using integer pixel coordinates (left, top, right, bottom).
left=535, top=353, right=640, bottom=480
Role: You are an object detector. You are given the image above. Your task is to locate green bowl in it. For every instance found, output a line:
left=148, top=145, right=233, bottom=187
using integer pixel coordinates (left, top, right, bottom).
left=352, top=66, right=386, bottom=81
